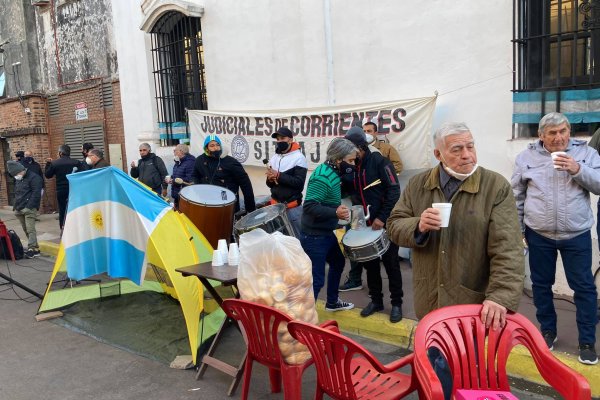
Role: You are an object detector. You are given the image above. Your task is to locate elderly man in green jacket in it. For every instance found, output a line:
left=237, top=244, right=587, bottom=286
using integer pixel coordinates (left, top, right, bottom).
left=387, top=122, right=524, bottom=400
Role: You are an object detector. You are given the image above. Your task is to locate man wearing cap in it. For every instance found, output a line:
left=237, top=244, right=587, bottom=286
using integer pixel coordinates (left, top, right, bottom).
left=7, top=160, right=43, bottom=258
left=192, top=134, right=256, bottom=213
left=342, top=126, right=404, bottom=323
left=266, top=127, right=307, bottom=236
left=130, top=143, right=168, bottom=196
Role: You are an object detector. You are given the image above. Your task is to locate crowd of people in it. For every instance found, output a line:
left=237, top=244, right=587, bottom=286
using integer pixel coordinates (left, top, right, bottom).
left=7, top=112, right=600, bottom=383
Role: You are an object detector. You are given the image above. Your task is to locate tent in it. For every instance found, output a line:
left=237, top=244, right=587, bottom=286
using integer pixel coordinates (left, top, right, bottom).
left=38, top=167, right=224, bottom=364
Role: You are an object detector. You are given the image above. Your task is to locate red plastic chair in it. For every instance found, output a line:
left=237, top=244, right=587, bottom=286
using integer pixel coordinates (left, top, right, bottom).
left=0, top=221, right=15, bottom=261
left=413, top=304, right=591, bottom=400
left=221, top=298, right=337, bottom=400
left=288, top=320, right=418, bottom=399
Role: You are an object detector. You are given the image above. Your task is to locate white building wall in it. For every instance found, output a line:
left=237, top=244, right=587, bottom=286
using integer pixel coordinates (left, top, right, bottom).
left=112, top=0, right=598, bottom=296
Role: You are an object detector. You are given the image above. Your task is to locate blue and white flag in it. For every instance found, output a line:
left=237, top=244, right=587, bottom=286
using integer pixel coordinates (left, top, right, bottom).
left=62, top=167, right=170, bottom=285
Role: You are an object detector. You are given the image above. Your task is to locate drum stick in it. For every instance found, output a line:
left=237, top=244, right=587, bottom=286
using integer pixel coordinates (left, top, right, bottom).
left=264, top=158, right=278, bottom=185
left=363, top=179, right=381, bottom=190
left=174, top=177, right=193, bottom=186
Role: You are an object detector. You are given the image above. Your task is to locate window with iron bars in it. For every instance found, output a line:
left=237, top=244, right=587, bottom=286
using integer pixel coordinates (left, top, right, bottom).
left=150, top=12, right=207, bottom=146
left=513, top=0, right=600, bottom=137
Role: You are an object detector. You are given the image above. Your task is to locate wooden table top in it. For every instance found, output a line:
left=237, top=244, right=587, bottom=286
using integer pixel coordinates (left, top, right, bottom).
left=175, top=262, right=238, bottom=284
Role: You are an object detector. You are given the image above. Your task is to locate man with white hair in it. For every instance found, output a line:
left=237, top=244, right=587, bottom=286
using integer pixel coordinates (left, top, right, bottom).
left=387, top=122, right=524, bottom=399
left=512, top=112, right=600, bottom=365
left=130, top=143, right=168, bottom=196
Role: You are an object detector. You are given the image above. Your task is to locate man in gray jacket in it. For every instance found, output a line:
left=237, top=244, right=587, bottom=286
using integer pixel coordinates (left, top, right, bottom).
left=7, top=160, right=43, bottom=258
left=512, top=112, right=600, bottom=365
left=130, top=143, right=168, bottom=196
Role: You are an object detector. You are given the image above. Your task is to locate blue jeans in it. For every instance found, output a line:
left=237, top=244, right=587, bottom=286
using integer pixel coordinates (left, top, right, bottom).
left=525, top=227, right=597, bottom=345
left=299, top=231, right=346, bottom=305
left=427, top=347, right=452, bottom=400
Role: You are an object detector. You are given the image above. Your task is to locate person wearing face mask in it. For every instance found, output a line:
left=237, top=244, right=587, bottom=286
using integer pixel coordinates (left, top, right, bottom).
left=130, top=143, right=169, bottom=197
left=192, top=134, right=255, bottom=213
left=87, top=149, right=110, bottom=169
left=300, top=138, right=357, bottom=312
left=7, top=160, right=43, bottom=258
left=364, top=122, right=404, bottom=175
left=20, top=150, right=43, bottom=179
left=168, top=144, right=195, bottom=209
left=512, top=112, right=600, bottom=366
left=265, top=127, right=307, bottom=236
left=341, top=126, right=403, bottom=323
left=387, top=122, right=524, bottom=399
left=80, top=143, right=94, bottom=171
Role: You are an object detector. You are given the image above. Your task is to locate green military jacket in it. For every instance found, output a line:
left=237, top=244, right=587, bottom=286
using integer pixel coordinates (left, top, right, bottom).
left=387, top=165, right=524, bottom=319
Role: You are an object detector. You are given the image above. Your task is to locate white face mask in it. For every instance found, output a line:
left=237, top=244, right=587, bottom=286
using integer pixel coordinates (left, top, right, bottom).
left=174, top=156, right=180, bottom=162
left=86, top=157, right=93, bottom=165
left=15, top=174, right=23, bottom=181
left=443, top=163, right=478, bottom=181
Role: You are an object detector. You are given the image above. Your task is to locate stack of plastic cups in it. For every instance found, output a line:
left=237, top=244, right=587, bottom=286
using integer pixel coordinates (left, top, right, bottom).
left=217, top=239, right=228, bottom=264
left=211, top=249, right=224, bottom=266
left=228, top=243, right=240, bottom=266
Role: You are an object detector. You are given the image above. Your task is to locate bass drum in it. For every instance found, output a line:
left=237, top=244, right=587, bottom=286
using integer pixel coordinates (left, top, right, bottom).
left=342, top=228, right=390, bottom=262
left=234, top=203, right=295, bottom=241
left=179, top=184, right=236, bottom=249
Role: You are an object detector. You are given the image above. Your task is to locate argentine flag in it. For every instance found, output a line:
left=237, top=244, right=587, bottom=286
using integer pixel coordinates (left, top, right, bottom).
left=62, top=167, right=171, bottom=285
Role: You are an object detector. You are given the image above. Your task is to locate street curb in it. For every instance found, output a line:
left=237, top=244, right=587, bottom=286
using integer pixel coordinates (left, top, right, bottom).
left=39, top=240, right=59, bottom=257
left=38, top=240, right=599, bottom=396
left=315, top=301, right=600, bottom=397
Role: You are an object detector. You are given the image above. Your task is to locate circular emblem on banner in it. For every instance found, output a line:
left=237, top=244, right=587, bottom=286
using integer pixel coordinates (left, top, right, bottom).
left=230, top=135, right=249, bottom=163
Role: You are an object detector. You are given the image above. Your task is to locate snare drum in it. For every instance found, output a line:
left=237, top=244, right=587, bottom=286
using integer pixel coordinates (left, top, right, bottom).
left=179, top=184, right=236, bottom=249
left=234, top=203, right=295, bottom=241
left=342, top=228, right=390, bottom=262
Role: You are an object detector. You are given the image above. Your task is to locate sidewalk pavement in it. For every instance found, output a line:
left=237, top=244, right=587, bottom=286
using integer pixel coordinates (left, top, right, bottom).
left=2, top=207, right=599, bottom=396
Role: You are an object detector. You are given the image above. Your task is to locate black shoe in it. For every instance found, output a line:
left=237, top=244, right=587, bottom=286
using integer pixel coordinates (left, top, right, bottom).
left=390, top=305, right=403, bottom=323
left=360, top=302, right=384, bottom=317
left=578, top=344, right=598, bottom=365
left=339, top=279, right=362, bottom=292
left=325, top=299, right=354, bottom=312
left=541, top=331, right=557, bottom=351
left=25, top=248, right=40, bottom=259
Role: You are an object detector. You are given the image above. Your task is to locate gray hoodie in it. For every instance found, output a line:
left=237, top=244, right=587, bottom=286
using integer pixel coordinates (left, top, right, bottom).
left=511, top=139, right=600, bottom=240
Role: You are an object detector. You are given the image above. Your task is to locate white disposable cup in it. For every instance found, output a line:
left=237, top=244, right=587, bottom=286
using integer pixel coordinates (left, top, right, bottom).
left=432, top=203, right=452, bottom=228
left=165, top=175, right=171, bottom=183
left=228, top=243, right=239, bottom=265
left=217, top=239, right=228, bottom=259
left=211, top=250, right=224, bottom=266
left=551, top=151, right=567, bottom=169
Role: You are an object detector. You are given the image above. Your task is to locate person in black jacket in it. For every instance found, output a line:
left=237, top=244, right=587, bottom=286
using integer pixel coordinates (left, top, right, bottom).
left=45, top=144, right=84, bottom=230
left=130, top=143, right=168, bottom=196
left=7, top=160, right=43, bottom=258
left=192, top=134, right=256, bottom=213
left=266, top=127, right=307, bottom=236
left=21, top=150, right=44, bottom=179
left=342, top=126, right=404, bottom=323
left=80, top=142, right=94, bottom=171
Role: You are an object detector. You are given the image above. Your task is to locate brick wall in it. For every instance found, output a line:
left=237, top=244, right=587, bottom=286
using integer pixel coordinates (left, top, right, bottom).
left=0, top=80, right=125, bottom=212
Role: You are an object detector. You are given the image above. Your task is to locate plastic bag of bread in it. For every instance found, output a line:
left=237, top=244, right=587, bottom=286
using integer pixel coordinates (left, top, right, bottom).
left=237, top=228, right=317, bottom=364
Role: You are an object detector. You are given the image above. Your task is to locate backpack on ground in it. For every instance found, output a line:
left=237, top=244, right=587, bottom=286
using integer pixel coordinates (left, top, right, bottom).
left=0, top=230, right=24, bottom=260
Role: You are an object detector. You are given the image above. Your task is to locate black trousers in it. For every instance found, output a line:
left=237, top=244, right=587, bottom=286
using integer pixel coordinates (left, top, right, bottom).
left=362, top=241, right=403, bottom=306
left=56, top=188, right=69, bottom=230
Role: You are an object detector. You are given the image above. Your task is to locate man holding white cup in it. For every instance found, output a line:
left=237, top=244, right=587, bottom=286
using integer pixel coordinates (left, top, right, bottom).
left=512, top=112, right=600, bottom=365
left=387, top=122, right=524, bottom=399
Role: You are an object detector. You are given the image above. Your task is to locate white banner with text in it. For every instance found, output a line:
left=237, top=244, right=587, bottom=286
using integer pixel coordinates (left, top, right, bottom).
left=188, top=96, right=436, bottom=170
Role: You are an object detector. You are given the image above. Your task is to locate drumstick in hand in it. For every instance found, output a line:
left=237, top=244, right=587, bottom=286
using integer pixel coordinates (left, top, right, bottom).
left=264, top=159, right=278, bottom=185
left=174, top=177, right=193, bottom=186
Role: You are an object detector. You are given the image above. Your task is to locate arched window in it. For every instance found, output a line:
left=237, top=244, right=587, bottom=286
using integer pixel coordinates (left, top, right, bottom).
left=150, top=12, right=207, bottom=145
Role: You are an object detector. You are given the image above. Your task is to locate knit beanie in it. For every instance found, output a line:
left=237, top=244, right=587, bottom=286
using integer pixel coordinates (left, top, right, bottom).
left=7, top=160, right=25, bottom=177
left=345, top=126, right=368, bottom=147
left=203, top=134, right=222, bottom=149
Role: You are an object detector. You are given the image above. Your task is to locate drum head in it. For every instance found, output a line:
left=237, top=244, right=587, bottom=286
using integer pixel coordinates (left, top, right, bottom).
left=180, top=184, right=236, bottom=206
left=235, top=203, right=286, bottom=230
left=342, top=228, right=384, bottom=247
